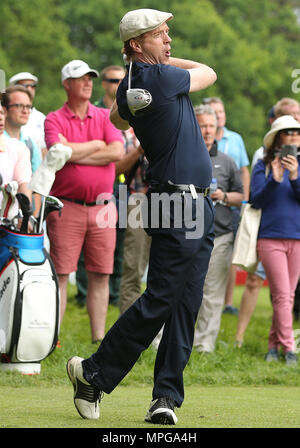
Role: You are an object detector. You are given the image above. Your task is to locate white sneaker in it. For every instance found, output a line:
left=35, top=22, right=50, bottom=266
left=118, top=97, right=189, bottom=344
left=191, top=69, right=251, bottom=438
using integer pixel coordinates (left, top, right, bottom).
left=145, top=397, right=178, bottom=425
left=66, top=356, right=102, bottom=419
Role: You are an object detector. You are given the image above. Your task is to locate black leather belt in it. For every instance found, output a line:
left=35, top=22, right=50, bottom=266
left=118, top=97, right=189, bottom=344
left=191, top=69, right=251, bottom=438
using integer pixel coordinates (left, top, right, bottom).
left=150, top=183, right=210, bottom=197
left=59, top=197, right=97, bottom=206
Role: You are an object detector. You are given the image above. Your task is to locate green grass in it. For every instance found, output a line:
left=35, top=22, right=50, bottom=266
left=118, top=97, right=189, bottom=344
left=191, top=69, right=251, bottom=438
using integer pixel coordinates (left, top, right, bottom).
left=1, top=385, right=300, bottom=428
left=1, top=284, right=300, bottom=428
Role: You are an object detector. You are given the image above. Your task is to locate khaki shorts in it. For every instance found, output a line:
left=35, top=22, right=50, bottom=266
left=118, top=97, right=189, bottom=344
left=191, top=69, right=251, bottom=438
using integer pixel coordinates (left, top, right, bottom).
left=46, top=200, right=116, bottom=275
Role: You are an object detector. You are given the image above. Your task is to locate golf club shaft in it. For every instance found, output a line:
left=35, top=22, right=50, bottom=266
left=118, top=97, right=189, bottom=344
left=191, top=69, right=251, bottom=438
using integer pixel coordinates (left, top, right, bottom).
left=38, top=196, right=46, bottom=233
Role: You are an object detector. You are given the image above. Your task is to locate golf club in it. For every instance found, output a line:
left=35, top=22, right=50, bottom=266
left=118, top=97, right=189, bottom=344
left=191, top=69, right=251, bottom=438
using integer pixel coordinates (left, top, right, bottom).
left=0, top=216, right=16, bottom=231
left=38, top=195, right=63, bottom=233
left=29, top=215, right=39, bottom=233
left=16, top=193, right=33, bottom=233
left=43, top=196, right=63, bottom=220
left=38, top=195, right=46, bottom=234
left=1, top=176, right=18, bottom=232
left=126, top=60, right=152, bottom=116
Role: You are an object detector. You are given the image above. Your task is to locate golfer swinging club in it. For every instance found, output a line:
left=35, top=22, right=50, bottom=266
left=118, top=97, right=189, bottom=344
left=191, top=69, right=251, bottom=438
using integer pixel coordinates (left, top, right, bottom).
left=67, top=8, right=217, bottom=425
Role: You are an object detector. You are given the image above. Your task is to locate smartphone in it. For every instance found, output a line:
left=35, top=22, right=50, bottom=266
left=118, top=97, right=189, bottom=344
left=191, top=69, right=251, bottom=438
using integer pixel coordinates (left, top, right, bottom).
left=280, top=144, right=298, bottom=159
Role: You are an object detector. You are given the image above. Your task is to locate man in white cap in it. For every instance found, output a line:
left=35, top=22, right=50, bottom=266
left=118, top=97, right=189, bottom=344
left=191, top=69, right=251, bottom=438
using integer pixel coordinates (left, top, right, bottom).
left=9, top=72, right=47, bottom=158
left=67, top=10, right=217, bottom=425
left=44, top=60, right=124, bottom=344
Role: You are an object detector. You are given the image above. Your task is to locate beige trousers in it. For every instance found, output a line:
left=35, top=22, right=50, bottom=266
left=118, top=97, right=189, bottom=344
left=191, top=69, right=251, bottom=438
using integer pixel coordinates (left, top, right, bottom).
left=194, top=231, right=234, bottom=352
left=119, top=201, right=152, bottom=314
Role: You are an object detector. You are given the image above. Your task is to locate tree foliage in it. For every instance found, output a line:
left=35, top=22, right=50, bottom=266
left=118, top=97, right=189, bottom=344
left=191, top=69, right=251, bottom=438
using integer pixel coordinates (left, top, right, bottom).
left=1, top=0, right=300, bottom=158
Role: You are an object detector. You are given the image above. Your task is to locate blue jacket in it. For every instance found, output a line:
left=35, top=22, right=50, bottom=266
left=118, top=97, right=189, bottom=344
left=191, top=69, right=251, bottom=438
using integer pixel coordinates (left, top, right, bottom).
left=250, top=158, right=300, bottom=240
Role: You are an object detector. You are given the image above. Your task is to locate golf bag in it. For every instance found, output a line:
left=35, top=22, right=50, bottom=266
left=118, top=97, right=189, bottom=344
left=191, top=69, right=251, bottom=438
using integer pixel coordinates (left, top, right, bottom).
left=0, top=144, right=71, bottom=374
left=0, top=226, right=60, bottom=370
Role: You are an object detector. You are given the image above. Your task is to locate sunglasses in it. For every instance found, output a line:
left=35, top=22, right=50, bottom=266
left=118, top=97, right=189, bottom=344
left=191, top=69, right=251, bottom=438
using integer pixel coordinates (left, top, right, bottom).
left=102, top=78, right=122, bottom=84
left=281, top=129, right=300, bottom=136
left=6, top=103, right=32, bottom=111
left=16, top=82, right=37, bottom=88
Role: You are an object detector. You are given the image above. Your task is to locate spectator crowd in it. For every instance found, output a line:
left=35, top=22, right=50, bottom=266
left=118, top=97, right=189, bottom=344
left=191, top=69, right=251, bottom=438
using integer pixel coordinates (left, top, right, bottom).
left=1, top=61, right=300, bottom=366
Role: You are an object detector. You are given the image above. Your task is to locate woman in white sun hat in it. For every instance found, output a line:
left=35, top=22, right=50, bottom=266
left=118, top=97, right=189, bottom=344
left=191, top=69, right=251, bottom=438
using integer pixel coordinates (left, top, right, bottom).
left=250, top=114, right=300, bottom=365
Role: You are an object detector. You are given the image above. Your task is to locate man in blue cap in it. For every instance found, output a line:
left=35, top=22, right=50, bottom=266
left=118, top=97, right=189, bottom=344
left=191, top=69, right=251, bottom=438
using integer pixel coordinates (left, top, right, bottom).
left=67, top=8, right=217, bottom=425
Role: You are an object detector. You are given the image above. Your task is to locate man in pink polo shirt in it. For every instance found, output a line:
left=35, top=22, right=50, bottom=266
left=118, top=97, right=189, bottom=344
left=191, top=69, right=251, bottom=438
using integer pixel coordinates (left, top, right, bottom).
left=44, top=60, right=124, bottom=343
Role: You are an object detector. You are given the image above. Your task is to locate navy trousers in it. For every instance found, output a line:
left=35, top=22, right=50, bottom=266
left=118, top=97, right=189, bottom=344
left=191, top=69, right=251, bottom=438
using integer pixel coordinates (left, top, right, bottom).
left=83, top=195, right=214, bottom=407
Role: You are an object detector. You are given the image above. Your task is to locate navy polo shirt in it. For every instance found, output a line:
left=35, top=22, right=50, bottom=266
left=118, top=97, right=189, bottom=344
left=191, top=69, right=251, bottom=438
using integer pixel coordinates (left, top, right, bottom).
left=116, top=62, right=212, bottom=187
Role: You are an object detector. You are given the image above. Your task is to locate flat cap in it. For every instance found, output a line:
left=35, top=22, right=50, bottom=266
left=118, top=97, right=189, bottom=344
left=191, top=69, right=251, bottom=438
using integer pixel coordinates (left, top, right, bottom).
left=120, top=8, right=173, bottom=42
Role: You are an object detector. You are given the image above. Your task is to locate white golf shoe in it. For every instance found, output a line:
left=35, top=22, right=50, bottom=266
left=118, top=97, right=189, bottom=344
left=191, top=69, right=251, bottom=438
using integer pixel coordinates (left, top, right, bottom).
left=66, top=356, right=102, bottom=419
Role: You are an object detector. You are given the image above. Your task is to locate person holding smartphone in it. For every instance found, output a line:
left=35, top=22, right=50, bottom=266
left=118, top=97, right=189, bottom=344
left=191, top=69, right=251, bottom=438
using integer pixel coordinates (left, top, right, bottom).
left=250, top=114, right=300, bottom=365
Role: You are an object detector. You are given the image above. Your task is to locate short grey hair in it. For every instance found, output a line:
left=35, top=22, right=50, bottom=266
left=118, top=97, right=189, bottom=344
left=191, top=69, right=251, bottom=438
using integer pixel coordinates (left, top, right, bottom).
left=194, top=104, right=217, bottom=125
left=202, top=96, right=224, bottom=106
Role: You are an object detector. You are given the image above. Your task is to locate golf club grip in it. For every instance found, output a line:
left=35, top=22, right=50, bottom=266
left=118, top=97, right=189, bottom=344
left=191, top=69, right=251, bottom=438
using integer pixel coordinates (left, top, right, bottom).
left=20, top=216, right=29, bottom=233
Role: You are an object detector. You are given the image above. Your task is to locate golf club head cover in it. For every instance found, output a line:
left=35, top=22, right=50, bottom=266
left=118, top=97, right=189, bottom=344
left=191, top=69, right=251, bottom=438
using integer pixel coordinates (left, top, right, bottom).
left=0, top=181, right=19, bottom=219
left=29, top=143, right=72, bottom=196
left=126, top=60, right=152, bottom=116
left=126, top=89, right=152, bottom=116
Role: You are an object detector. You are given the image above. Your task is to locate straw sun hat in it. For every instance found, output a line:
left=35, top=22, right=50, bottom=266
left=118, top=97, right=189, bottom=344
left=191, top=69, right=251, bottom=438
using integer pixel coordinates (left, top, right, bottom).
left=263, top=115, right=300, bottom=150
